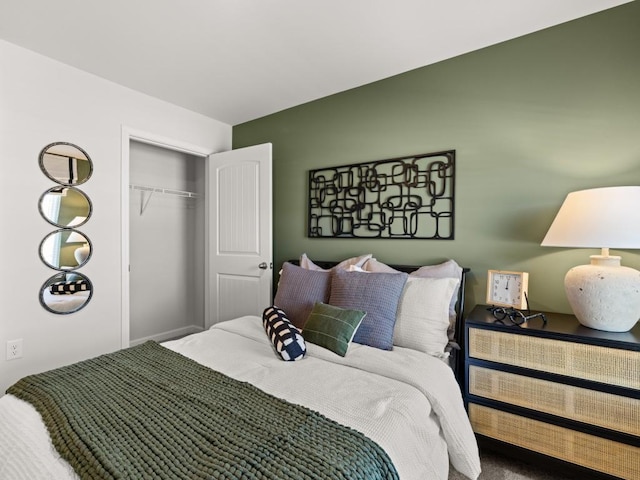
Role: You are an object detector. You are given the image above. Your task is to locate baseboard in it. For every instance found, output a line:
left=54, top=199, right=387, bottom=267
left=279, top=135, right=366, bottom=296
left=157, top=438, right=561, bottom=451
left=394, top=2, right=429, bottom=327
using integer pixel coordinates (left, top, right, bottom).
left=130, top=325, right=204, bottom=346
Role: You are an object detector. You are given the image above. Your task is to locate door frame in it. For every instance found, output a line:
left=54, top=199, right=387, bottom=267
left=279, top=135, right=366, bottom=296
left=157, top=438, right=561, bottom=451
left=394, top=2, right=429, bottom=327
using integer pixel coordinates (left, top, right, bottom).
left=120, top=126, right=212, bottom=348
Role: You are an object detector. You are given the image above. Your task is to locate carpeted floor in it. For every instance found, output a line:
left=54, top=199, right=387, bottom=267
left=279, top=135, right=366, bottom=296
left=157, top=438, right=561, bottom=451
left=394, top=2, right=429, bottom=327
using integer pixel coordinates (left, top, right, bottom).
left=449, top=449, right=581, bottom=480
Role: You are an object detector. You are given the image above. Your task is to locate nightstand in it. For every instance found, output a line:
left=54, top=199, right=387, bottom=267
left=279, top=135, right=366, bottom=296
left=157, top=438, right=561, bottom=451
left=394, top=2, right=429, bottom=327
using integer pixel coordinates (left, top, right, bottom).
left=464, top=304, right=640, bottom=480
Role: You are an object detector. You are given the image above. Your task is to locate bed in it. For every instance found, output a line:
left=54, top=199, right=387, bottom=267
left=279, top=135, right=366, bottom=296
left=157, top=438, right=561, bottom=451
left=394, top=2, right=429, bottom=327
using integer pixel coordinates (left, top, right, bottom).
left=40, top=290, right=91, bottom=314
left=0, top=255, right=481, bottom=480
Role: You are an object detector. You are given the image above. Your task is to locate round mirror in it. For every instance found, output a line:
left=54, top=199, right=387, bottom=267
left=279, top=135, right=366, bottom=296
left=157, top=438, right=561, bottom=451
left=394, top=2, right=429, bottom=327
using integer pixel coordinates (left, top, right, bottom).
left=40, top=271, right=93, bottom=314
left=39, top=229, right=92, bottom=270
left=39, top=142, right=93, bottom=186
left=38, top=186, right=92, bottom=228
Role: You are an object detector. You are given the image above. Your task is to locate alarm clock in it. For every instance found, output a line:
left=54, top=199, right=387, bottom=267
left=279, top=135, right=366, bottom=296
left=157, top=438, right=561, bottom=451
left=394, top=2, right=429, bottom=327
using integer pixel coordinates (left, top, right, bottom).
left=486, top=270, right=529, bottom=310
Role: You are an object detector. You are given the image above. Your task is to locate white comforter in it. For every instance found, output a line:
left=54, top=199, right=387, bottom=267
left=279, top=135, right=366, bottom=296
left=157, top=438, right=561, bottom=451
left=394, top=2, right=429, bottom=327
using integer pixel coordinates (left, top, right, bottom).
left=0, top=316, right=480, bottom=480
left=41, top=290, right=90, bottom=313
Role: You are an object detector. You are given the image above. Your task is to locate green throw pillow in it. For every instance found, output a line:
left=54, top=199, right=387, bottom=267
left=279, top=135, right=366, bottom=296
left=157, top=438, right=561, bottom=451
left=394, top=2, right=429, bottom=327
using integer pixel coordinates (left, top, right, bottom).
left=303, top=303, right=366, bottom=357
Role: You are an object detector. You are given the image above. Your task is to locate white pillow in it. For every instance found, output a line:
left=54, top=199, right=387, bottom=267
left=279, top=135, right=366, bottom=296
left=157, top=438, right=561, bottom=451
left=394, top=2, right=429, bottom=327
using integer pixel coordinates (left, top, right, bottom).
left=410, top=259, right=463, bottom=342
left=362, top=257, right=401, bottom=273
left=393, top=276, right=459, bottom=356
left=299, top=253, right=372, bottom=271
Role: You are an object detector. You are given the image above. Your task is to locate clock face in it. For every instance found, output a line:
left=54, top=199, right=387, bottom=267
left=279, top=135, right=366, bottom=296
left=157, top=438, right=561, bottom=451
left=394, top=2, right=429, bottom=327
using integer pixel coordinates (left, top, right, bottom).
left=487, top=270, right=529, bottom=309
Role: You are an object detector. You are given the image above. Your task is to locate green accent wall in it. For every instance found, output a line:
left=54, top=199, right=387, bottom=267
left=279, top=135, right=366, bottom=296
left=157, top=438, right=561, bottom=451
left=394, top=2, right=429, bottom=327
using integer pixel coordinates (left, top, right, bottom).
left=233, top=2, right=640, bottom=314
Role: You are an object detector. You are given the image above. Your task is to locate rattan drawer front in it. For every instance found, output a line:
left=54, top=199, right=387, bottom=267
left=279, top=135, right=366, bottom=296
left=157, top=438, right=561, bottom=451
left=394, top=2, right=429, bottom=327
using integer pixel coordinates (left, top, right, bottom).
left=469, top=365, right=640, bottom=436
left=469, top=328, right=640, bottom=390
left=469, top=403, right=640, bottom=480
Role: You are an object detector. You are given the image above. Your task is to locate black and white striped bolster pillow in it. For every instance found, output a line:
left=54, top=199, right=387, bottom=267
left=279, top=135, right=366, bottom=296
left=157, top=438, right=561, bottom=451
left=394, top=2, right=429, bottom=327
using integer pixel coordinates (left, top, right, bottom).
left=262, top=305, right=306, bottom=361
left=50, top=280, right=89, bottom=295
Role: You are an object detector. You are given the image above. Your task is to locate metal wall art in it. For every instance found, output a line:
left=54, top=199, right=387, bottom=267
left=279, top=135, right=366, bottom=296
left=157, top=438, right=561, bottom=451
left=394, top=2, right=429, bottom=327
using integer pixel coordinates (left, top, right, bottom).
left=308, top=150, right=455, bottom=239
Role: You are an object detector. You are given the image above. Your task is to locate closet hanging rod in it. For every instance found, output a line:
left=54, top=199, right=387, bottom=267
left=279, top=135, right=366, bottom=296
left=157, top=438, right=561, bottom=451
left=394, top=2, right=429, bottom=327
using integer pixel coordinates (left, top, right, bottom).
left=130, top=184, right=200, bottom=215
left=129, top=184, right=199, bottom=198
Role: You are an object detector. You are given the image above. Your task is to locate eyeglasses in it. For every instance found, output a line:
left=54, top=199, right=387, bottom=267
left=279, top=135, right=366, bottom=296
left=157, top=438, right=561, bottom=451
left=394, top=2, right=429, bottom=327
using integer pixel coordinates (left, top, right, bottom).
left=488, top=306, right=547, bottom=326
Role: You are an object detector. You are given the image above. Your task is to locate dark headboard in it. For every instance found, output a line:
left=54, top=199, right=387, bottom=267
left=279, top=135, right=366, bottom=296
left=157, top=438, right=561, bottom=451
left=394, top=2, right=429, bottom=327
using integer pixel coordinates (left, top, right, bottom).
left=287, top=259, right=470, bottom=384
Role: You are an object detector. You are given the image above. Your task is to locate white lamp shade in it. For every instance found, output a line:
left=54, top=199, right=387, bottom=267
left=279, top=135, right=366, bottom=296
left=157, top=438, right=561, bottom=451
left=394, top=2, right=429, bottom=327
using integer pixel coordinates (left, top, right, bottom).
left=66, top=231, right=88, bottom=243
left=68, top=216, right=87, bottom=227
left=541, top=186, right=640, bottom=249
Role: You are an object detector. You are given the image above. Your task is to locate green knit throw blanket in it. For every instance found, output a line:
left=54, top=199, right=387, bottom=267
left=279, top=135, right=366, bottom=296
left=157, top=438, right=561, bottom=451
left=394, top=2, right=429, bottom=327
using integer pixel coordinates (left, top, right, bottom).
left=7, top=341, right=399, bottom=480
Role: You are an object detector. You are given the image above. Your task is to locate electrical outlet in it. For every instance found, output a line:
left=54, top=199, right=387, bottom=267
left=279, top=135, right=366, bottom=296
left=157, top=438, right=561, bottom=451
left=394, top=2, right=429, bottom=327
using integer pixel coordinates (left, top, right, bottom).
left=6, top=339, right=23, bottom=360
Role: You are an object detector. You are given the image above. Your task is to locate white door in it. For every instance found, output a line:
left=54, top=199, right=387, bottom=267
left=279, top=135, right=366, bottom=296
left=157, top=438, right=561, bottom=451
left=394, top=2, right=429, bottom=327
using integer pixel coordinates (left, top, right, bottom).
left=207, top=143, right=272, bottom=327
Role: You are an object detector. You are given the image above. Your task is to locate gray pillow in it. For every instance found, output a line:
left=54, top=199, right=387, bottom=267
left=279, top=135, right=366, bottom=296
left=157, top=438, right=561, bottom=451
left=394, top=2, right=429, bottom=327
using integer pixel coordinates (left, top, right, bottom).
left=273, top=262, right=331, bottom=329
left=329, top=269, right=408, bottom=350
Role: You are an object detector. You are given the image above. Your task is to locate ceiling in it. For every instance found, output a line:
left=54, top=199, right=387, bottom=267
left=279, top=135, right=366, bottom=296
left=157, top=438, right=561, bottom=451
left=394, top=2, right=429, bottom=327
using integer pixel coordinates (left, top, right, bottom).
left=0, top=0, right=631, bottom=125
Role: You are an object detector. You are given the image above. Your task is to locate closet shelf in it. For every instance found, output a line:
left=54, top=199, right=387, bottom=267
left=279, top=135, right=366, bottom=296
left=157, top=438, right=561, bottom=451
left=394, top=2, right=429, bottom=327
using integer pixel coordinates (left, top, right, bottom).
left=130, top=184, right=200, bottom=215
left=130, top=184, right=199, bottom=198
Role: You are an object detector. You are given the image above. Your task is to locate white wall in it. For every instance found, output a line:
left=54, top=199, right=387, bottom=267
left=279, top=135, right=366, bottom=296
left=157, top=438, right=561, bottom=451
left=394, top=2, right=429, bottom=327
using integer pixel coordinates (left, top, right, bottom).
left=0, top=39, right=232, bottom=393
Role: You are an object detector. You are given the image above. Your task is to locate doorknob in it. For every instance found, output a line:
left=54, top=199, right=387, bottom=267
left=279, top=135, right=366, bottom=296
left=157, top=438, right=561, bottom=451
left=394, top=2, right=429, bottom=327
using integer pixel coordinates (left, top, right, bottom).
left=258, top=262, right=268, bottom=270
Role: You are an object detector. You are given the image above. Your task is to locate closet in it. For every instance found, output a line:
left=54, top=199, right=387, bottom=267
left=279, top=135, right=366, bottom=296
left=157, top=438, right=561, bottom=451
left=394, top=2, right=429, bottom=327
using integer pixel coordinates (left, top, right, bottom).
left=129, top=140, right=206, bottom=345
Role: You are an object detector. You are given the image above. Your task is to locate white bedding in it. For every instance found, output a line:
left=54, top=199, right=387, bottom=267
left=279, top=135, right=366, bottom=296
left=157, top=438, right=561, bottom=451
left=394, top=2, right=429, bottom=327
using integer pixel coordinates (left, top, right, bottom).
left=41, top=290, right=90, bottom=313
left=0, top=315, right=480, bottom=480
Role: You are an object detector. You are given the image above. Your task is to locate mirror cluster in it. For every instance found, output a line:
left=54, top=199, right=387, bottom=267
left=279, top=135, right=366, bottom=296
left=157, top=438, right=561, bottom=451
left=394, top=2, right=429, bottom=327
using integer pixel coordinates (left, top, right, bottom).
left=38, top=142, right=94, bottom=314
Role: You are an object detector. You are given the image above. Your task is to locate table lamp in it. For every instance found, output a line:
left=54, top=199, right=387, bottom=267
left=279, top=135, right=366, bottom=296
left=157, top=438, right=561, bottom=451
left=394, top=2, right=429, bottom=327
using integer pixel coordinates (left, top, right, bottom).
left=541, top=186, right=640, bottom=332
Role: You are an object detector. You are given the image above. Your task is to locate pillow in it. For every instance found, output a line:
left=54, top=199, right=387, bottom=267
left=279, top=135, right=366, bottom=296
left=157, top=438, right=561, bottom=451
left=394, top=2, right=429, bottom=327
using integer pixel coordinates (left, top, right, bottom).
left=409, top=259, right=463, bottom=343
left=346, top=265, right=366, bottom=272
left=273, top=262, right=331, bottom=329
left=393, top=277, right=460, bottom=355
left=50, top=280, right=90, bottom=295
left=302, top=303, right=366, bottom=357
left=410, top=258, right=462, bottom=281
left=329, top=269, right=408, bottom=350
left=363, top=258, right=462, bottom=319
left=299, top=253, right=372, bottom=271
left=262, top=306, right=306, bottom=361
left=362, top=258, right=401, bottom=273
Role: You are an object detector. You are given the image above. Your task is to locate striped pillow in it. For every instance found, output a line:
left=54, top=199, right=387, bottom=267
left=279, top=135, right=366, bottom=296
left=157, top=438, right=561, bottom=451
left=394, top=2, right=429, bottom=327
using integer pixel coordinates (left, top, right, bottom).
left=262, top=306, right=306, bottom=361
left=50, top=280, right=90, bottom=295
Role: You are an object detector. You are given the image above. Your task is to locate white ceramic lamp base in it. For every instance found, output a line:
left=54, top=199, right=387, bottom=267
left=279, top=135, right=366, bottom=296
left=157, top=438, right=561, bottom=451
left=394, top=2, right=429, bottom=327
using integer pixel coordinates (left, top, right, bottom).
left=564, top=255, right=640, bottom=332
left=74, top=244, right=90, bottom=264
